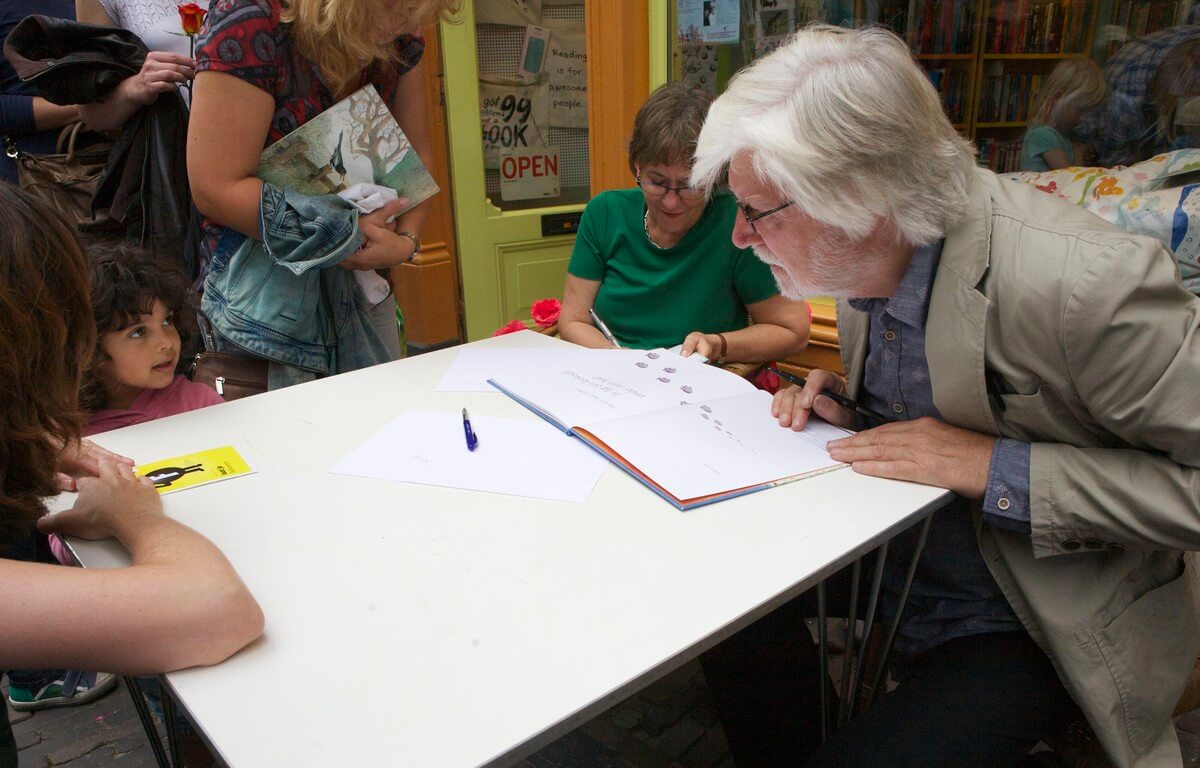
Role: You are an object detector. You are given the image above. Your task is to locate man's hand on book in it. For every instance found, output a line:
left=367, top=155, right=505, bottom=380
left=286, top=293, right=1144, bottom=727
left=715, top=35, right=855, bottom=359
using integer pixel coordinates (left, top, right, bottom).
left=771, top=370, right=855, bottom=431
left=826, top=418, right=996, bottom=499
left=341, top=198, right=413, bottom=270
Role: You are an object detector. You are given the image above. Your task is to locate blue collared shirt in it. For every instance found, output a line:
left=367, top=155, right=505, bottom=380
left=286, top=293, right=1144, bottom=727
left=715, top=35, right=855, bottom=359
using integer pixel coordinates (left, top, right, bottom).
left=849, top=241, right=1026, bottom=657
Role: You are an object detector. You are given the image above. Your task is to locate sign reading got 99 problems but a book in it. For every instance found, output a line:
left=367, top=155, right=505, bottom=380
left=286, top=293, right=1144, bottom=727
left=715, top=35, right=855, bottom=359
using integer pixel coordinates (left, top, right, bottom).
left=480, top=81, right=550, bottom=169
left=500, top=145, right=560, bottom=201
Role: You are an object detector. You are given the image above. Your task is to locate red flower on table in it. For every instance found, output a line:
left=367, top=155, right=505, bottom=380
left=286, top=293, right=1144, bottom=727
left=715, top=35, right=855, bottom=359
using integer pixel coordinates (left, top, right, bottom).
left=752, top=367, right=781, bottom=394
left=530, top=298, right=561, bottom=328
left=178, top=2, right=206, bottom=35
left=492, top=319, right=528, bottom=337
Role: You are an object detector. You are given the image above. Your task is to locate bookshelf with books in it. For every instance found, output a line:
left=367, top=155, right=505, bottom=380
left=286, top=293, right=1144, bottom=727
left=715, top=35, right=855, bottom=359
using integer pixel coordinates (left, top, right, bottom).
left=1108, top=1, right=1189, bottom=55
left=971, top=0, right=1099, bottom=171
left=865, top=0, right=1099, bottom=170
left=862, top=0, right=982, bottom=130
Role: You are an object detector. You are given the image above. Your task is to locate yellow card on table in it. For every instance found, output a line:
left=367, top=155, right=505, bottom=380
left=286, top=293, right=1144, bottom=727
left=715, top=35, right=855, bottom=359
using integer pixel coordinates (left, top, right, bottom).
left=136, top=446, right=254, bottom=495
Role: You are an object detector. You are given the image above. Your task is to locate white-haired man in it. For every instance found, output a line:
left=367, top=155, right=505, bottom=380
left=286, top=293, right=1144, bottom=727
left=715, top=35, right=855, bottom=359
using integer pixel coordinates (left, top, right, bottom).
left=691, top=24, right=1200, bottom=768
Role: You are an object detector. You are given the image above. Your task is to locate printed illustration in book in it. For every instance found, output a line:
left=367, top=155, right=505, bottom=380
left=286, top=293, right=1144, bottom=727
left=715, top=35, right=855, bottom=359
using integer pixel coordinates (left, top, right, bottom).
left=258, top=84, right=440, bottom=211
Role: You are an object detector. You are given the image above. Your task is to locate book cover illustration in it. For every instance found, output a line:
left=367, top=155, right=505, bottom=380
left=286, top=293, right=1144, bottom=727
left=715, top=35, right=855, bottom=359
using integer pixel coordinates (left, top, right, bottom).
left=258, top=85, right=440, bottom=211
left=137, top=446, right=254, bottom=495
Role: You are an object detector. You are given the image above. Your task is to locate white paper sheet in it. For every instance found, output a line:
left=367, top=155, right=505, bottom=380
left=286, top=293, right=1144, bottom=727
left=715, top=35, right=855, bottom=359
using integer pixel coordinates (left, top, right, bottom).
left=329, top=410, right=607, bottom=503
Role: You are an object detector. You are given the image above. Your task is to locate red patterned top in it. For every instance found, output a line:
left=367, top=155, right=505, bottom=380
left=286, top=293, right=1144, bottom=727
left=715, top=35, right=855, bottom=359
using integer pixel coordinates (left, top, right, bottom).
left=193, top=0, right=424, bottom=268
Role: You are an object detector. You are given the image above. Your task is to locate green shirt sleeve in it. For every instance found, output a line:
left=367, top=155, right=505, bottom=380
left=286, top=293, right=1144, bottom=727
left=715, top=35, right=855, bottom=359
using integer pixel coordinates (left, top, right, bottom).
left=567, top=195, right=609, bottom=281
left=731, top=245, right=780, bottom=306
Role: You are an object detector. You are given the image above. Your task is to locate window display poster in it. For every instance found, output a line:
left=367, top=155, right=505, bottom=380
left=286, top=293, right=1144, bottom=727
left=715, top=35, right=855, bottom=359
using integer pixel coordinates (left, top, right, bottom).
left=545, top=22, right=588, bottom=129
left=679, top=45, right=719, bottom=92
left=518, top=25, right=552, bottom=78
left=475, top=0, right=542, bottom=26
left=480, top=81, right=550, bottom=169
left=678, top=0, right=740, bottom=45
left=756, top=4, right=794, bottom=39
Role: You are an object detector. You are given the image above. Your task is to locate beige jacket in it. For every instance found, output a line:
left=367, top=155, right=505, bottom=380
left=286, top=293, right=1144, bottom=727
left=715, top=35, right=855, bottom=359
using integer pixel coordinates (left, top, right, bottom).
left=838, top=169, right=1200, bottom=767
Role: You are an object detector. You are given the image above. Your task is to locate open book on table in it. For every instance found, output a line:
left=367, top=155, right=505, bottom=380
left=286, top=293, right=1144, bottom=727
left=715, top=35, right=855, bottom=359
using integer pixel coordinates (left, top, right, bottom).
left=488, top=349, right=852, bottom=510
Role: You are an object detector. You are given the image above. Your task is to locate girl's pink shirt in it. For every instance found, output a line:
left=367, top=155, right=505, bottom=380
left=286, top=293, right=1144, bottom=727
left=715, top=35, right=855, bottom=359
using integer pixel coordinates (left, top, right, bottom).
left=84, top=376, right=224, bottom=437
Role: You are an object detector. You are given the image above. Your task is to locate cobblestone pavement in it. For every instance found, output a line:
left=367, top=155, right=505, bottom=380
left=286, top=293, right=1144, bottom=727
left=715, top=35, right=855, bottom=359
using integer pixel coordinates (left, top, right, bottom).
left=7, top=664, right=726, bottom=768
left=11, top=661, right=1200, bottom=768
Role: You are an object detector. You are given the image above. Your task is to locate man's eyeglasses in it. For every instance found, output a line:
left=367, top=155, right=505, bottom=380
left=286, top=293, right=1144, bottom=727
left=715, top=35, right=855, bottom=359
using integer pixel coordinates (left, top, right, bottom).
left=738, top=200, right=793, bottom=232
left=636, top=174, right=707, bottom=201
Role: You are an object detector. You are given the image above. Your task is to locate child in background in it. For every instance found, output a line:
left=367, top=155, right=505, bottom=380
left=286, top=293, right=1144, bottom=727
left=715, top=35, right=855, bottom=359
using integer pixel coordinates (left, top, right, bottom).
left=1020, top=59, right=1109, bottom=172
left=82, top=239, right=222, bottom=436
left=77, top=239, right=223, bottom=767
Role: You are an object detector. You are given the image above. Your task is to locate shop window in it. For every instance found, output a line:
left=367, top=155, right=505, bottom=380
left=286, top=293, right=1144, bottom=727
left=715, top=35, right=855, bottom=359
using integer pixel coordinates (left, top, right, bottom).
left=476, top=0, right=590, bottom=211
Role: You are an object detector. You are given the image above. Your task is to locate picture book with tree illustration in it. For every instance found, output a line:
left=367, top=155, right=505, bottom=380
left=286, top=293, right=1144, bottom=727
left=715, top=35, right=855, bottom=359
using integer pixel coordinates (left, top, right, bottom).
left=257, top=84, right=440, bottom=209
left=487, top=349, right=851, bottom=510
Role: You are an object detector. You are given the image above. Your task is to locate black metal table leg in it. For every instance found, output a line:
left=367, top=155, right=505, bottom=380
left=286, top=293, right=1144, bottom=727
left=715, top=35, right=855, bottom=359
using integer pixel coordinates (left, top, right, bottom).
left=123, top=676, right=171, bottom=768
left=817, top=579, right=829, bottom=744
left=159, top=676, right=182, bottom=768
left=867, top=513, right=934, bottom=708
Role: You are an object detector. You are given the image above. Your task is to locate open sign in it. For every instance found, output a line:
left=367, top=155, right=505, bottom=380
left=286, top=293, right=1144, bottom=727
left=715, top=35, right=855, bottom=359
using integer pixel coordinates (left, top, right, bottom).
left=500, top=146, right=560, bottom=201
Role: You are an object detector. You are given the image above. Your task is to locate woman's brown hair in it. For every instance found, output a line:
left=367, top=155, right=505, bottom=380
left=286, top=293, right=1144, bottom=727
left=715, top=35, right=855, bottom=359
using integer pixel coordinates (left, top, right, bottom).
left=627, top=82, right=716, bottom=175
left=0, top=184, right=94, bottom=546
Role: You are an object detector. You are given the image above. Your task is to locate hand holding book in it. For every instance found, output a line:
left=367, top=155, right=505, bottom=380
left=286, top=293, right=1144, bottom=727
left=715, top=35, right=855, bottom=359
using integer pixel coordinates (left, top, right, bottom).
left=339, top=197, right=411, bottom=270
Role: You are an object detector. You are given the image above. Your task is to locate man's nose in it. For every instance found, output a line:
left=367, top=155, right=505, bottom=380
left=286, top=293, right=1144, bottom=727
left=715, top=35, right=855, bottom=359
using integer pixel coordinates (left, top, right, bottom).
left=731, top=209, right=760, bottom=249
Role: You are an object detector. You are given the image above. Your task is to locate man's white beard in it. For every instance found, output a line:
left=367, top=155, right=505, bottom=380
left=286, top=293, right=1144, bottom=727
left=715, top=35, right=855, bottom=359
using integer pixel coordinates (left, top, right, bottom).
left=754, top=235, right=874, bottom=300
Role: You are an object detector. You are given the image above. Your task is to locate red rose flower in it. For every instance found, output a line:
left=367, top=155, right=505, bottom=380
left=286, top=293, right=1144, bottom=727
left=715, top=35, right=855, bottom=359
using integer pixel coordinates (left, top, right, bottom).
left=752, top=367, right=781, bottom=394
left=491, top=319, right=528, bottom=337
left=178, top=3, right=206, bottom=35
left=530, top=298, right=561, bottom=328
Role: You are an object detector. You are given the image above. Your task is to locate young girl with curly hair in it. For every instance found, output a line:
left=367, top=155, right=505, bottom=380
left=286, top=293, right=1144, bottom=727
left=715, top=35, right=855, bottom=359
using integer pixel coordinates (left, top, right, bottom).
left=81, top=240, right=223, bottom=436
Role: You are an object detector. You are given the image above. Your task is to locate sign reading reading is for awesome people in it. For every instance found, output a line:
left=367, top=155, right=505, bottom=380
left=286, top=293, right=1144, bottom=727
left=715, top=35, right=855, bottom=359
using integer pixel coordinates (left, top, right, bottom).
left=480, top=81, right=549, bottom=170
left=545, top=23, right=587, bottom=129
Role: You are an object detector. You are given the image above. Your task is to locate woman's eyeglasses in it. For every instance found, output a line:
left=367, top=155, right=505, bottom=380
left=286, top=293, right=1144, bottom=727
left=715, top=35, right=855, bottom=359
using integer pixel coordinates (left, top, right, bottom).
left=636, top=174, right=708, bottom=201
left=738, top=200, right=793, bottom=232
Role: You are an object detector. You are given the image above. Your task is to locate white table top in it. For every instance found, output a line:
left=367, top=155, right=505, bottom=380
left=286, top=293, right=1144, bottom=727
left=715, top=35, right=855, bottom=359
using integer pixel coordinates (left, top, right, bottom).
left=62, top=331, right=952, bottom=768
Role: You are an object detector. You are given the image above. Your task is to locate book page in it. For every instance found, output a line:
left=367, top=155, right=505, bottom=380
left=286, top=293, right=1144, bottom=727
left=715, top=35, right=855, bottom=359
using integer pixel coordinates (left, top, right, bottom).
left=581, top=390, right=850, bottom=502
left=489, top=348, right=755, bottom=428
left=438, top=347, right=600, bottom=392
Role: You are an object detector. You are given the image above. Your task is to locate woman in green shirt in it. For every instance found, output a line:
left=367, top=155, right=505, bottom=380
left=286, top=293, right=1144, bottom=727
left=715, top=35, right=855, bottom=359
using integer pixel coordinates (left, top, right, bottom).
left=559, top=83, right=811, bottom=364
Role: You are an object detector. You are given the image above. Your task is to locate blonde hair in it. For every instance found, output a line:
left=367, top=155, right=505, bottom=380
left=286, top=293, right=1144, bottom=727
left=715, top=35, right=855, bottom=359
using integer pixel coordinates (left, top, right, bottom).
left=282, top=0, right=461, bottom=99
left=1029, top=58, right=1108, bottom=126
left=692, top=24, right=976, bottom=247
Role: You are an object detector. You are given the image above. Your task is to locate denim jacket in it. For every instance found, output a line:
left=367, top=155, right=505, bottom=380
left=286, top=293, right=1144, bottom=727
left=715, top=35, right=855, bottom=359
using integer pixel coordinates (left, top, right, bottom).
left=201, top=183, right=392, bottom=375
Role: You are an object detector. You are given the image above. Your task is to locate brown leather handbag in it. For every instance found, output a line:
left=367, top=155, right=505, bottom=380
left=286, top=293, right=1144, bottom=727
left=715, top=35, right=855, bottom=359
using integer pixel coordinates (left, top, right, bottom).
left=4, top=123, right=114, bottom=230
left=188, top=351, right=269, bottom=401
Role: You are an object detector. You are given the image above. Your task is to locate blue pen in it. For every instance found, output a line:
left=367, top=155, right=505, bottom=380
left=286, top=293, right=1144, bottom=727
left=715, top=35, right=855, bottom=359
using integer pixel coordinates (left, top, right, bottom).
left=462, top=408, right=479, bottom=451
